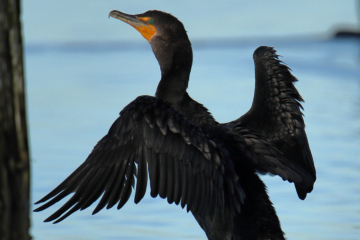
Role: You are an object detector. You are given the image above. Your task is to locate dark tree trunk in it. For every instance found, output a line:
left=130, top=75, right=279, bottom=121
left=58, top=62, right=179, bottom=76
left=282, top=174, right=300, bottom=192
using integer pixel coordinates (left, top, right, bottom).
left=0, top=0, right=31, bottom=239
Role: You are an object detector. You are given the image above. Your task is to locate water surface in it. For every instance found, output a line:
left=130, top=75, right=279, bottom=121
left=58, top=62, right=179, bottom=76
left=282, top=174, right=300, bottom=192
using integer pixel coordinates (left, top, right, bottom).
left=28, top=38, right=360, bottom=239
left=23, top=1, right=360, bottom=239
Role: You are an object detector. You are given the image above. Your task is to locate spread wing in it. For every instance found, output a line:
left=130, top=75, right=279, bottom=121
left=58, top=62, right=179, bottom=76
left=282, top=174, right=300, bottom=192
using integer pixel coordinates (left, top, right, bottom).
left=225, top=122, right=314, bottom=194
left=34, top=96, right=245, bottom=223
left=225, top=46, right=316, bottom=200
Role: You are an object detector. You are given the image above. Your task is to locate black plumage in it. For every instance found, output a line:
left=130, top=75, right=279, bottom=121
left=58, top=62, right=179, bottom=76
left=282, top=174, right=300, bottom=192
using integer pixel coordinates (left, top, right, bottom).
left=228, top=46, right=316, bottom=200
left=34, top=10, right=315, bottom=240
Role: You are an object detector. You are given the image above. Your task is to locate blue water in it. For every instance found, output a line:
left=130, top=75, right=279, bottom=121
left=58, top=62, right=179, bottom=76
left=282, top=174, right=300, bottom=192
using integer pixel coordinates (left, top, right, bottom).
left=24, top=1, right=360, bottom=239
left=28, top=37, right=360, bottom=240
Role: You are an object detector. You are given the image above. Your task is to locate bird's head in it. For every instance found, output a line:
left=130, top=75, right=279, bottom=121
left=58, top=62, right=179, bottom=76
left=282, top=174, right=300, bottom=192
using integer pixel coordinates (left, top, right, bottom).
left=109, top=10, right=188, bottom=43
left=109, top=10, right=192, bottom=77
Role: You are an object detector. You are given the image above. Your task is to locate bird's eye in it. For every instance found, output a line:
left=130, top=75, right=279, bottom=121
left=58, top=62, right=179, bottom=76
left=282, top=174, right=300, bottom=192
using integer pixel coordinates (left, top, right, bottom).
left=148, top=19, right=154, bottom=24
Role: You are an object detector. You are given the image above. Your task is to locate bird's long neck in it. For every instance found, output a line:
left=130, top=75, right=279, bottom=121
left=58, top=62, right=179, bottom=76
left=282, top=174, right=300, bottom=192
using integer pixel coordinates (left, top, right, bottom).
left=151, top=35, right=216, bottom=127
left=153, top=37, right=193, bottom=105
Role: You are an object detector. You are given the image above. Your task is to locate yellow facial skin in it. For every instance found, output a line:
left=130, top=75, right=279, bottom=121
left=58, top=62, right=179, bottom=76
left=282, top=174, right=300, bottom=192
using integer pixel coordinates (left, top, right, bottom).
left=134, top=17, right=157, bottom=42
left=109, top=11, right=157, bottom=42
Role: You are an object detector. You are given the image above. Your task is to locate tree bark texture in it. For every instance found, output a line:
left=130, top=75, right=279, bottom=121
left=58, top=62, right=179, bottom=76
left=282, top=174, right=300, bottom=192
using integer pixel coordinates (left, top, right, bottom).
left=0, top=0, right=31, bottom=239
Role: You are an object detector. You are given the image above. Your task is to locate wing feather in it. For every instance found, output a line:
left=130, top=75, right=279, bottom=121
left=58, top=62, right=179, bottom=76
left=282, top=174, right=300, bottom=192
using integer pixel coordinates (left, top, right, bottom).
left=166, top=155, right=175, bottom=204
left=134, top=143, right=147, bottom=204
left=173, top=157, right=182, bottom=205
left=35, top=96, right=245, bottom=223
left=225, top=46, right=315, bottom=199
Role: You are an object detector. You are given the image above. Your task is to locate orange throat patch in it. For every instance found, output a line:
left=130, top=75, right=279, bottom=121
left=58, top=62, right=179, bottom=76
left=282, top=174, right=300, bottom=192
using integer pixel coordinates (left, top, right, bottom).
left=133, top=17, right=157, bottom=41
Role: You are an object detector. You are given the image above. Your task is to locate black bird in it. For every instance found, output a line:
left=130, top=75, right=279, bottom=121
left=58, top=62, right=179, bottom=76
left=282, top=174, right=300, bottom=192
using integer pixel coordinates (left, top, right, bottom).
left=34, top=10, right=316, bottom=240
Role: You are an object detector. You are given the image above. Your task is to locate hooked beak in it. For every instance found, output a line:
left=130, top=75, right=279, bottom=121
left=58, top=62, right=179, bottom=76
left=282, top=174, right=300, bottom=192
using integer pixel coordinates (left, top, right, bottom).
left=109, top=10, right=157, bottom=42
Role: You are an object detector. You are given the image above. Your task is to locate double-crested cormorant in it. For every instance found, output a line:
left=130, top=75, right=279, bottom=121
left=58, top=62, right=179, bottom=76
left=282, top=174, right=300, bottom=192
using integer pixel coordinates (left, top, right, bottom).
left=34, top=10, right=316, bottom=240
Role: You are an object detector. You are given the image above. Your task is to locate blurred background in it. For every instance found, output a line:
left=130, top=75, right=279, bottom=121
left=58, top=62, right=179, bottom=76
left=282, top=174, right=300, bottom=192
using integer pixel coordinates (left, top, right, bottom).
left=24, top=0, right=360, bottom=239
